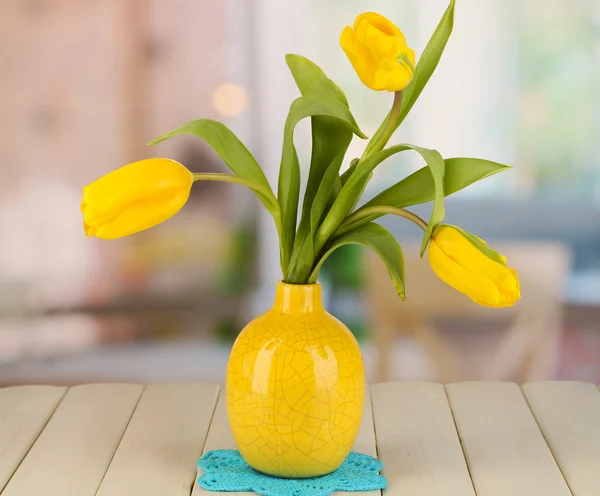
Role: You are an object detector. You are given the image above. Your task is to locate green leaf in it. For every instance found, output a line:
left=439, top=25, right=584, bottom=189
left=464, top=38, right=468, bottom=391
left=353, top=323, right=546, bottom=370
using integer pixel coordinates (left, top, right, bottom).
left=285, top=57, right=352, bottom=216
left=148, top=119, right=276, bottom=214
left=442, top=157, right=511, bottom=195
left=285, top=229, right=312, bottom=283
left=363, top=0, right=456, bottom=156
left=417, top=148, right=445, bottom=256
left=284, top=55, right=356, bottom=282
left=316, top=144, right=445, bottom=256
left=340, top=158, right=359, bottom=186
left=310, top=152, right=347, bottom=234
left=445, top=224, right=507, bottom=266
left=346, top=158, right=510, bottom=230
left=286, top=152, right=347, bottom=283
left=285, top=54, right=348, bottom=106
left=278, top=94, right=367, bottom=272
left=309, top=222, right=406, bottom=300
left=332, top=175, right=343, bottom=200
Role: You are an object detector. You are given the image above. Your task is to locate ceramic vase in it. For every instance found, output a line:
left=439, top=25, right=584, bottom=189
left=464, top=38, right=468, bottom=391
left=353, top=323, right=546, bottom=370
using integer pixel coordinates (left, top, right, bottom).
left=226, top=281, right=365, bottom=478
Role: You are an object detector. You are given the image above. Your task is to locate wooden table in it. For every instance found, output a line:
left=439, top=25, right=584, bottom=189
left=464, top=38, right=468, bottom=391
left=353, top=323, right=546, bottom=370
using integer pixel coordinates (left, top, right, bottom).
left=1, top=382, right=599, bottom=496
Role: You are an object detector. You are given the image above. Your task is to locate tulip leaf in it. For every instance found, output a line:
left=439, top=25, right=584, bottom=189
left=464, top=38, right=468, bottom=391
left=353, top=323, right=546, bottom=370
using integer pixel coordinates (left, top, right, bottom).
left=286, top=152, right=346, bottom=283
left=285, top=233, right=311, bottom=283
left=442, top=157, right=510, bottom=195
left=340, top=158, right=359, bottom=186
left=339, top=157, right=369, bottom=215
left=446, top=224, right=506, bottom=266
left=343, top=158, right=510, bottom=232
left=148, top=119, right=277, bottom=214
left=284, top=55, right=356, bottom=283
left=416, top=148, right=445, bottom=256
left=308, top=222, right=406, bottom=300
left=278, top=94, right=367, bottom=272
left=363, top=0, right=456, bottom=156
left=332, top=175, right=343, bottom=200
left=316, top=144, right=445, bottom=257
left=310, top=152, right=347, bottom=235
left=285, top=54, right=349, bottom=106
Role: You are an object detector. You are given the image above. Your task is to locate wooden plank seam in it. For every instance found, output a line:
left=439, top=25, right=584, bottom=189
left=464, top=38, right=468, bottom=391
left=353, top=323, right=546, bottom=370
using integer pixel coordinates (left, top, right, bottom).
left=90, top=385, right=147, bottom=496
left=520, top=384, right=575, bottom=496
left=442, top=385, right=477, bottom=495
left=367, top=387, right=386, bottom=496
left=0, top=386, right=69, bottom=495
left=367, top=388, right=381, bottom=467
left=189, top=386, right=222, bottom=496
left=364, top=389, right=382, bottom=496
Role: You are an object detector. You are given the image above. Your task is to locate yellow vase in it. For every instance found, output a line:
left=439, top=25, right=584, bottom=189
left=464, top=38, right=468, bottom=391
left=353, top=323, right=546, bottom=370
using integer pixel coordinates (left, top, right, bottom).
left=226, top=281, right=365, bottom=478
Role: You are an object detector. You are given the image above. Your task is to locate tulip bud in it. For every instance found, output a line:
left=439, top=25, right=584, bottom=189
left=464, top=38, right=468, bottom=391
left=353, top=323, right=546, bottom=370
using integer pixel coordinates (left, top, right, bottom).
left=427, top=225, right=521, bottom=307
left=82, top=158, right=193, bottom=239
left=340, top=12, right=416, bottom=92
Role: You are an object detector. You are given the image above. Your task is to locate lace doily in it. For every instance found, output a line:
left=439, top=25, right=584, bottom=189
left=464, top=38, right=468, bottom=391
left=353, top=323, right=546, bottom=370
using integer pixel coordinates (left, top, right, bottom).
left=197, top=450, right=386, bottom=496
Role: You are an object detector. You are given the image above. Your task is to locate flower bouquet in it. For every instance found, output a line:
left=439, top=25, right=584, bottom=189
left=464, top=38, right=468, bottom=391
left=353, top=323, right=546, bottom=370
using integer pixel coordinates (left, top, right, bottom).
left=82, top=0, right=519, bottom=479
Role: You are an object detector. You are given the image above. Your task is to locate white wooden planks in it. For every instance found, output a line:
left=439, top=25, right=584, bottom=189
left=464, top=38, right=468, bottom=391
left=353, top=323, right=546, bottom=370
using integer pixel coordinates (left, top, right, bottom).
left=95, top=383, right=219, bottom=496
left=523, top=381, right=600, bottom=496
left=447, top=382, right=571, bottom=496
left=5, top=380, right=600, bottom=496
left=0, top=385, right=67, bottom=492
left=1, top=383, right=143, bottom=496
left=371, top=382, right=475, bottom=496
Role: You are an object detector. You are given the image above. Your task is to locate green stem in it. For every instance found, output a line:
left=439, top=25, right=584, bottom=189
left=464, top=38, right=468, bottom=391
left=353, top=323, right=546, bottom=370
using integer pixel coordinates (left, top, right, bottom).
left=192, top=173, right=276, bottom=208
left=192, top=173, right=285, bottom=273
left=337, top=205, right=428, bottom=234
left=360, top=90, right=403, bottom=160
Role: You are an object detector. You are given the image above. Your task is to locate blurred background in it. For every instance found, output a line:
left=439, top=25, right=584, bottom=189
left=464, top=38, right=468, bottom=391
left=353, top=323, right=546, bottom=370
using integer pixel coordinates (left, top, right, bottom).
left=0, top=0, right=599, bottom=386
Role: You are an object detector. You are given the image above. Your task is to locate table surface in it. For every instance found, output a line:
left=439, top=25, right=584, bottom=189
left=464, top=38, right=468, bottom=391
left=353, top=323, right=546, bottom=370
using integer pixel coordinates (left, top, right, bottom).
left=0, top=381, right=599, bottom=496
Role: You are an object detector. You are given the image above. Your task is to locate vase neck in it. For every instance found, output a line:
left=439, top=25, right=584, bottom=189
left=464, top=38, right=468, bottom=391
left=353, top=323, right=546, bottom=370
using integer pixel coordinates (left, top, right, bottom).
left=273, top=281, right=324, bottom=314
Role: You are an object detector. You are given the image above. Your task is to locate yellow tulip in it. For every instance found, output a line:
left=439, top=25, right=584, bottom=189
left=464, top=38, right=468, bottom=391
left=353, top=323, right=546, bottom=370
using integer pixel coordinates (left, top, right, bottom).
left=82, top=158, right=193, bottom=239
left=427, top=225, right=521, bottom=308
left=340, top=12, right=416, bottom=92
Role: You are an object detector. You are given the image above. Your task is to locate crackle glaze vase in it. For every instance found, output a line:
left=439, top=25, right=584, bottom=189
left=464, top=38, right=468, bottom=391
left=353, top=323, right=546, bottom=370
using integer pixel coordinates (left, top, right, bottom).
left=226, top=282, right=365, bottom=478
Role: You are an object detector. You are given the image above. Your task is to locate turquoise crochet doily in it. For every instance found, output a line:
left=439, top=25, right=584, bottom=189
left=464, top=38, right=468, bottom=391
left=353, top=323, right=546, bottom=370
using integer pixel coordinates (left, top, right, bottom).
left=197, top=450, right=386, bottom=496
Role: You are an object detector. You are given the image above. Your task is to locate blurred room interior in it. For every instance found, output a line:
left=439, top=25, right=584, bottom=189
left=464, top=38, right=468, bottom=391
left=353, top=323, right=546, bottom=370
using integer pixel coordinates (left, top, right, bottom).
left=0, top=0, right=599, bottom=386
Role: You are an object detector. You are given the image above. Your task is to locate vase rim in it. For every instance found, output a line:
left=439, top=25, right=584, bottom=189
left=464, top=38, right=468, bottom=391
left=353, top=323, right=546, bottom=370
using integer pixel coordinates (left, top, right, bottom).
left=277, top=280, right=321, bottom=288
left=274, top=281, right=323, bottom=313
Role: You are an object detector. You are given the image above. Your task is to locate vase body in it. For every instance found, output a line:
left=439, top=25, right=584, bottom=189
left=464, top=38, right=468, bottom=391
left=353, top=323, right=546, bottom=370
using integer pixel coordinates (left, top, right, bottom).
left=226, top=282, right=365, bottom=478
